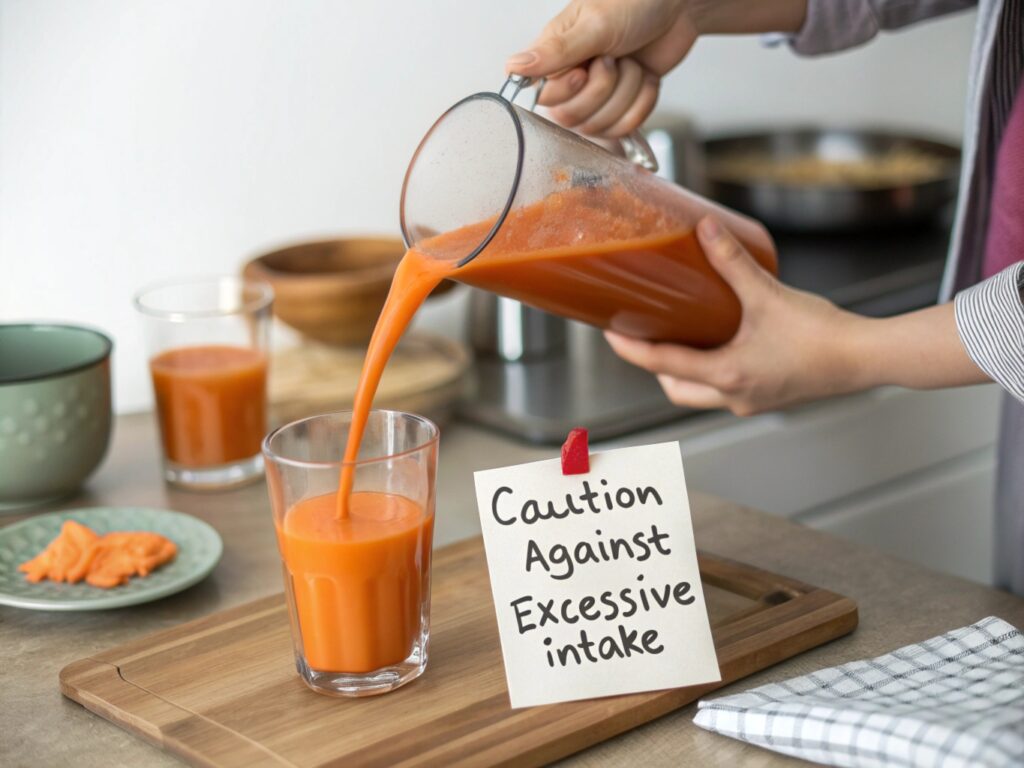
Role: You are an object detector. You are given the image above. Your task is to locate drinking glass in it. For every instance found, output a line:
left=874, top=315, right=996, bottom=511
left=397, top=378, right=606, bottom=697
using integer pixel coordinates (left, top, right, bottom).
left=134, top=276, right=273, bottom=489
left=263, top=410, right=438, bottom=697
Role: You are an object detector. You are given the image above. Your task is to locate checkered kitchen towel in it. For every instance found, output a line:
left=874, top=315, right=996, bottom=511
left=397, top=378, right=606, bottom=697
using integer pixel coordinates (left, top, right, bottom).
left=694, top=617, right=1024, bottom=768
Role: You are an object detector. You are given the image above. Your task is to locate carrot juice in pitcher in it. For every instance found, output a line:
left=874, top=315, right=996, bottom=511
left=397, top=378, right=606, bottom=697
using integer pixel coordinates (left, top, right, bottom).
left=430, top=182, right=776, bottom=345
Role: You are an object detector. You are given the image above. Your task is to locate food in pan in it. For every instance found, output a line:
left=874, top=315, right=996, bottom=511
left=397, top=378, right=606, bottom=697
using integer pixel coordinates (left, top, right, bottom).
left=708, top=148, right=954, bottom=188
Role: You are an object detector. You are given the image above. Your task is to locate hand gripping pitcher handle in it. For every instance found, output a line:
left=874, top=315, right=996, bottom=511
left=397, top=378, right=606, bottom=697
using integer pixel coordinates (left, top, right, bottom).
left=499, top=74, right=659, bottom=173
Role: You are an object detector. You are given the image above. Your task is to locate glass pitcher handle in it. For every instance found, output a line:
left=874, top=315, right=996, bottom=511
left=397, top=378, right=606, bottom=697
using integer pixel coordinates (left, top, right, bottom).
left=500, top=74, right=660, bottom=174
left=620, top=131, right=658, bottom=172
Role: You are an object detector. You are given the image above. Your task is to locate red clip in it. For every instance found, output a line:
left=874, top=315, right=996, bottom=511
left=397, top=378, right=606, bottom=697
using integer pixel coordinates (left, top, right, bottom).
left=561, top=427, right=590, bottom=475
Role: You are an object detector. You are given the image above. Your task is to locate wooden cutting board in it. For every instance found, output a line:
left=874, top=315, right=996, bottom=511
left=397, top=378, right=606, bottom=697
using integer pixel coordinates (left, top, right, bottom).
left=61, top=538, right=857, bottom=768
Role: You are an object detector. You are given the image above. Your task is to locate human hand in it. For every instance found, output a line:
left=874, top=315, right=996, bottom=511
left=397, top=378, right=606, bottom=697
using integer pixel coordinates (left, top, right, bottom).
left=505, top=0, right=696, bottom=138
left=504, top=0, right=809, bottom=138
left=605, top=217, right=866, bottom=416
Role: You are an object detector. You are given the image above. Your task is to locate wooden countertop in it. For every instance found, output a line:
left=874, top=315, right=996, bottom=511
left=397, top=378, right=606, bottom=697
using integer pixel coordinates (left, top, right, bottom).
left=3, top=412, right=1023, bottom=767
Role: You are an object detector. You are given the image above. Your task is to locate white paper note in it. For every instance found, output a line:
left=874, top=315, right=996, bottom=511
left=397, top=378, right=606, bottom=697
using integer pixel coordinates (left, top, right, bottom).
left=474, top=441, right=721, bottom=708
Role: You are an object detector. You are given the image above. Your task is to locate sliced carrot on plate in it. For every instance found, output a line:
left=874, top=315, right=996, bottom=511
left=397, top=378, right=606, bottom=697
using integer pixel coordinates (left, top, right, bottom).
left=18, top=522, right=177, bottom=589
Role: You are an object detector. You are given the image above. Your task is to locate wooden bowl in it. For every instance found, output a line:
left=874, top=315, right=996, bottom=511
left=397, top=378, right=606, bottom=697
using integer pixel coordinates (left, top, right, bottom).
left=243, top=237, right=410, bottom=346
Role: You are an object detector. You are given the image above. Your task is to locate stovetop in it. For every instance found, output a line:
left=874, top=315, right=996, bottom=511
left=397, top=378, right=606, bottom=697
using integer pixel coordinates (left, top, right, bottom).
left=775, top=223, right=950, bottom=316
left=458, top=222, right=951, bottom=445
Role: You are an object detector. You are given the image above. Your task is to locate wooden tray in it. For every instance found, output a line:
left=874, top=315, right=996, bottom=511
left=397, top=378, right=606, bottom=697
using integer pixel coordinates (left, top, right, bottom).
left=61, top=538, right=857, bottom=767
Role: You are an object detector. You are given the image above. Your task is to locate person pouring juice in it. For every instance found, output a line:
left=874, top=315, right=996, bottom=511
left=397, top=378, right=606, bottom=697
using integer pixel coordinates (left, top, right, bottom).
left=396, top=69, right=779, bottom=349
left=333, top=55, right=790, bottom=509
left=266, top=39, right=794, bottom=697
left=506, top=0, right=1024, bottom=594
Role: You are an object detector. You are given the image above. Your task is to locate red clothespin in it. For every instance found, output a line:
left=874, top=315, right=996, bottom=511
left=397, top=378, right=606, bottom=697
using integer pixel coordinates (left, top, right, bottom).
left=560, top=427, right=590, bottom=475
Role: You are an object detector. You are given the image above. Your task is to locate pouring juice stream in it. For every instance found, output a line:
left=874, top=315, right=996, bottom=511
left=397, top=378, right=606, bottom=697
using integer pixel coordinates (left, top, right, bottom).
left=335, top=184, right=776, bottom=518
left=335, top=254, right=450, bottom=517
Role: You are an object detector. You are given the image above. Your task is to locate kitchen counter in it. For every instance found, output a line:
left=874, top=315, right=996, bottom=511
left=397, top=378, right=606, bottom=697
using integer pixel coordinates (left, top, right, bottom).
left=3, top=411, right=1023, bottom=767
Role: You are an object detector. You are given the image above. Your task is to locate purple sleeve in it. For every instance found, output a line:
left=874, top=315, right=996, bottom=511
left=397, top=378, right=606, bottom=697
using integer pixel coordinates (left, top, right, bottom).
left=789, top=0, right=977, bottom=55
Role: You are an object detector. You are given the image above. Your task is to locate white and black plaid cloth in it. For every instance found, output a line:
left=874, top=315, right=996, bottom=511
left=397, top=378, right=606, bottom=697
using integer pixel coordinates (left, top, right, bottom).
left=693, top=616, right=1024, bottom=768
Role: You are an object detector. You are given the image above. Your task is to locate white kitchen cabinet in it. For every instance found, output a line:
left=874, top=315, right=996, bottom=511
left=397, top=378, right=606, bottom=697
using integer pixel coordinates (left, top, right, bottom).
left=799, top=448, right=996, bottom=584
left=653, top=384, right=1003, bottom=584
left=671, top=385, right=1001, bottom=518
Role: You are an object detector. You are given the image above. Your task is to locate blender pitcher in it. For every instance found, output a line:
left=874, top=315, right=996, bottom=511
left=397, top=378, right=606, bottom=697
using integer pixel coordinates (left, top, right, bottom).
left=400, top=76, right=777, bottom=348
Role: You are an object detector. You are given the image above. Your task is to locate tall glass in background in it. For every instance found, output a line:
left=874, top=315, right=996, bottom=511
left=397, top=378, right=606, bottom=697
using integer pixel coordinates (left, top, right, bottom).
left=263, top=410, right=437, bottom=697
left=134, top=276, right=273, bottom=489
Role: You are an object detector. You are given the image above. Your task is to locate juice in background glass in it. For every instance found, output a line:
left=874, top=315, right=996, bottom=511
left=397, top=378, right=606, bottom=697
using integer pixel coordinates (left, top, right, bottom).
left=150, top=345, right=267, bottom=467
left=135, top=276, right=273, bottom=489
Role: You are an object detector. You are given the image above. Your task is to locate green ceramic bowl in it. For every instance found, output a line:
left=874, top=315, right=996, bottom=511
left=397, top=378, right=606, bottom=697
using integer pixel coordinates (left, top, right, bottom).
left=0, top=324, right=113, bottom=511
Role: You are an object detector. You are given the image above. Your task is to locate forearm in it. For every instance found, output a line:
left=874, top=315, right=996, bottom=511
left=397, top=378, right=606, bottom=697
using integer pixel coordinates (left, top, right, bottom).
left=847, top=303, right=990, bottom=391
left=689, top=0, right=807, bottom=35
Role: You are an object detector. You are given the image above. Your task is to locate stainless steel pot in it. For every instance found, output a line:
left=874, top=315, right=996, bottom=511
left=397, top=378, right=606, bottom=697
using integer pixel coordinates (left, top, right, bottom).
left=467, top=291, right=567, bottom=362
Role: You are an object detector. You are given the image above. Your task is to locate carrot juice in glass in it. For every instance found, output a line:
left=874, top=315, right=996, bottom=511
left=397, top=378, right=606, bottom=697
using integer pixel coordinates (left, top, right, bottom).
left=134, top=276, right=273, bottom=489
left=263, top=410, right=436, bottom=697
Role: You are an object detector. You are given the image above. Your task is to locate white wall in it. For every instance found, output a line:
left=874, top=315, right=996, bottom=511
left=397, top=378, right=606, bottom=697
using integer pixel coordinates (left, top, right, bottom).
left=0, top=1, right=976, bottom=412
